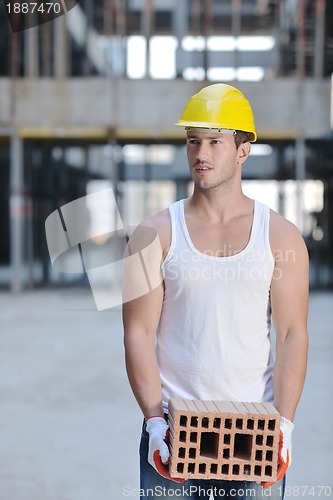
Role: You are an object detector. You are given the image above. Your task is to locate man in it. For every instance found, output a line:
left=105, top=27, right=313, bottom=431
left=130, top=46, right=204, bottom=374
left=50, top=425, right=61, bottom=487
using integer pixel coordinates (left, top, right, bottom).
left=123, top=83, right=308, bottom=499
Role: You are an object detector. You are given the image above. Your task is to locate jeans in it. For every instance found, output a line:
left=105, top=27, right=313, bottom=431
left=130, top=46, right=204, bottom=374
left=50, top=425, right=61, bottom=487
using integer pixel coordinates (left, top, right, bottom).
left=140, top=420, right=286, bottom=499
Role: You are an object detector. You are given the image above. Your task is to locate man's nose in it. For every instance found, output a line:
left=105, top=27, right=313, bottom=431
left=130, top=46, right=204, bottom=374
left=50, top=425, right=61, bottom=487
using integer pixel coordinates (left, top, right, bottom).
left=195, top=141, right=209, bottom=162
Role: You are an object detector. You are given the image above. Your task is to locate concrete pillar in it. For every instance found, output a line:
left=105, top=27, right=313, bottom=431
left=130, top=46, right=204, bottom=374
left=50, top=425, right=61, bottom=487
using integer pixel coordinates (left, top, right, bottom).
left=295, top=136, right=306, bottom=233
left=114, top=0, right=126, bottom=77
left=314, top=0, right=326, bottom=79
left=41, top=23, right=52, bottom=76
left=83, top=0, right=94, bottom=75
left=54, top=14, right=68, bottom=77
left=278, top=181, right=285, bottom=218
left=173, top=0, right=188, bottom=78
left=176, top=179, right=189, bottom=202
left=173, top=0, right=188, bottom=41
left=10, top=131, right=25, bottom=293
left=142, top=0, right=153, bottom=78
left=232, top=0, right=242, bottom=71
left=328, top=180, right=333, bottom=286
left=24, top=26, right=39, bottom=77
left=295, top=0, right=306, bottom=233
left=331, top=76, right=333, bottom=130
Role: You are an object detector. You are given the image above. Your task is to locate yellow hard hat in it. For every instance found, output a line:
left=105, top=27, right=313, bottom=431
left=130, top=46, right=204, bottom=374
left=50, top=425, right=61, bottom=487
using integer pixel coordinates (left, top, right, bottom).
left=176, top=83, right=257, bottom=142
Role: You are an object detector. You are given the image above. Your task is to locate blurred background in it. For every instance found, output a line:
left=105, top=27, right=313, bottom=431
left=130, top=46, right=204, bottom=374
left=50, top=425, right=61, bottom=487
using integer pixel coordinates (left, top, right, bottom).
left=0, top=0, right=332, bottom=499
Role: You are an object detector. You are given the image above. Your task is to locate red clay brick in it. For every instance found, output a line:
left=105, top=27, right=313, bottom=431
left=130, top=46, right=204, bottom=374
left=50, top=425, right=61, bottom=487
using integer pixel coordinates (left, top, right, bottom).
left=168, top=399, right=280, bottom=482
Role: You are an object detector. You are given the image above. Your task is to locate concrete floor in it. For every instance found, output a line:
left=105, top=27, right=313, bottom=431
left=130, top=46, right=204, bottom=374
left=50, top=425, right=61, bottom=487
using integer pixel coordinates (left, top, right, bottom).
left=0, top=288, right=332, bottom=499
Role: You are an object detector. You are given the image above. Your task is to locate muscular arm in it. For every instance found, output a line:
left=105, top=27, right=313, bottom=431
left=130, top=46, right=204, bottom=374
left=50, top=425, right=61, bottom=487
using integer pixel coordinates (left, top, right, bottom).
left=270, top=213, right=309, bottom=422
left=123, top=285, right=165, bottom=418
left=122, top=212, right=170, bottom=419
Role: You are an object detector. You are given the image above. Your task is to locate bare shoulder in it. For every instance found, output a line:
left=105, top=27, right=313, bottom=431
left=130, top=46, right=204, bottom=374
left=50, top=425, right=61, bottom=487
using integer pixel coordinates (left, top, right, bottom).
left=142, top=208, right=170, bottom=231
left=269, top=209, right=309, bottom=262
left=127, top=208, right=171, bottom=258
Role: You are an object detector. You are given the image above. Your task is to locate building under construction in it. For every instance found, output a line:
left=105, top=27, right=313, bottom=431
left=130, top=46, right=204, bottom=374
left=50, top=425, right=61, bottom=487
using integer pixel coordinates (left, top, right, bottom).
left=0, top=0, right=333, bottom=292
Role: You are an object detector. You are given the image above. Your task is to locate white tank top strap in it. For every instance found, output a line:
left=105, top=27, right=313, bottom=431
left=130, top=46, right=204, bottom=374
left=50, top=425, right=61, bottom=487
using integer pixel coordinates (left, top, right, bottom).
left=164, top=200, right=187, bottom=265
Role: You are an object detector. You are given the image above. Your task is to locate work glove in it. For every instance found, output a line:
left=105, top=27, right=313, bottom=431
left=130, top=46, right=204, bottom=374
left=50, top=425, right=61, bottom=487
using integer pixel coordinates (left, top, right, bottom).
left=262, top=416, right=294, bottom=488
left=146, top=416, right=184, bottom=483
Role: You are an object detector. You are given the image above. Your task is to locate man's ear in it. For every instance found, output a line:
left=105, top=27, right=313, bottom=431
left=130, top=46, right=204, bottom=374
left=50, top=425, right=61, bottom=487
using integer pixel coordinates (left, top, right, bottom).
left=238, top=142, right=251, bottom=164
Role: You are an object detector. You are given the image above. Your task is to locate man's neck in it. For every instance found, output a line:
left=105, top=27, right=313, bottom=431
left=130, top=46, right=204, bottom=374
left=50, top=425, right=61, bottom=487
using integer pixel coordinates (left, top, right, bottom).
left=187, top=187, right=251, bottom=223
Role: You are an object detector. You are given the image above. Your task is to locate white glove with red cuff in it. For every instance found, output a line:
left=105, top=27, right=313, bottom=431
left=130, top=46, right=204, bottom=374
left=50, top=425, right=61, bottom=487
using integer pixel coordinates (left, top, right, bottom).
left=146, top=416, right=184, bottom=483
left=262, top=416, right=294, bottom=488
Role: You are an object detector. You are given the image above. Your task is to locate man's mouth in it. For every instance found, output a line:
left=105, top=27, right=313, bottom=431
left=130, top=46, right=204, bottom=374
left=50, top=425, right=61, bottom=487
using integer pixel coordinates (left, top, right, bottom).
left=195, top=164, right=213, bottom=173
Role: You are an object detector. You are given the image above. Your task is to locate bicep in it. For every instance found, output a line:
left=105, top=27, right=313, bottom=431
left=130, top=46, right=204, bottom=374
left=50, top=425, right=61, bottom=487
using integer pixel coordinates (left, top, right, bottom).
left=123, top=284, right=164, bottom=340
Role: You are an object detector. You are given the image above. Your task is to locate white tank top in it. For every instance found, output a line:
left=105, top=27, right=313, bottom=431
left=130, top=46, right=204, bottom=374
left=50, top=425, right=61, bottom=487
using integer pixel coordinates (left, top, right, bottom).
left=157, top=199, right=275, bottom=413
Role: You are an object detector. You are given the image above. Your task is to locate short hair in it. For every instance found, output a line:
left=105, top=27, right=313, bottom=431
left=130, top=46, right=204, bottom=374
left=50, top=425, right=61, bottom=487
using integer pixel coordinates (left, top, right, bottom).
left=234, top=131, right=250, bottom=149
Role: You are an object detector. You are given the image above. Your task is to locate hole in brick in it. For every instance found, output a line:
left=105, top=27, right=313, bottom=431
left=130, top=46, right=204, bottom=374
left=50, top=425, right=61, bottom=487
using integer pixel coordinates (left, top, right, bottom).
left=188, top=463, right=195, bottom=473
left=232, top=464, right=240, bottom=475
left=177, top=463, right=184, bottom=473
left=266, top=435, right=274, bottom=447
left=234, top=434, right=253, bottom=460
left=178, top=447, right=186, bottom=459
left=210, top=463, right=218, bottom=474
left=244, top=464, right=251, bottom=476
left=200, top=432, right=219, bottom=459
left=190, top=416, right=198, bottom=427
left=190, top=432, right=197, bottom=443
left=255, top=450, right=263, bottom=461
left=247, top=419, right=254, bottom=430
left=268, top=419, right=276, bottom=431
left=213, top=418, right=221, bottom=429
left=223, top=448, right=230, bottom=459
left=224, top=434, right=231, bottom=445
left=180, top=415, right=187, bottom=427
left=189, top=448, right=196, bottom=459
left=254, top=465, right=262, bottom=476
left=199, top=463, right=206, bottom=474
left=236, top=418, right=243, bottom=429
left=225, top=418, right=232, bottom=429
left=256, top=435, right=263, bottom=446
left=266, top=450, right=273, bottom=462
left=221, top=464, right=229, bottom=475
left=265, top=465, right=273, bottom=476
left=257, top=419, right=265, bottom=430
left=179, top=431, right=186, bottom=442
left=201, top=417, right=209, bottom=428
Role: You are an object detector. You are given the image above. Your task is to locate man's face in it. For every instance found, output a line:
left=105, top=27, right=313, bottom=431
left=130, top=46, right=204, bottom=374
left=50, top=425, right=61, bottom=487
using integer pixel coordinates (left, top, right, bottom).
left=186, top=131, right=244, bottom=191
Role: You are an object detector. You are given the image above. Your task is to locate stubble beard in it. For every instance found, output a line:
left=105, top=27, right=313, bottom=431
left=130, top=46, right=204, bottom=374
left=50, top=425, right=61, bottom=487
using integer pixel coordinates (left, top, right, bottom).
left=193, top=168, right=236, bottom=192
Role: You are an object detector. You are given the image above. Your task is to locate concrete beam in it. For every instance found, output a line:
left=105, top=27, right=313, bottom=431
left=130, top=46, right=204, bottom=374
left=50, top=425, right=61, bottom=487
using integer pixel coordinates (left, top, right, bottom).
left=0, top=78, right=331, bottom=141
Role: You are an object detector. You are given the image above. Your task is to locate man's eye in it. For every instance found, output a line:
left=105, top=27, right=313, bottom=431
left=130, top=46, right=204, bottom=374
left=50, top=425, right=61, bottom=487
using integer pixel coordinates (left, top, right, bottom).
left=187, top=139, right=198, bottom=145
left=211, top=139, right=221, bottom=144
